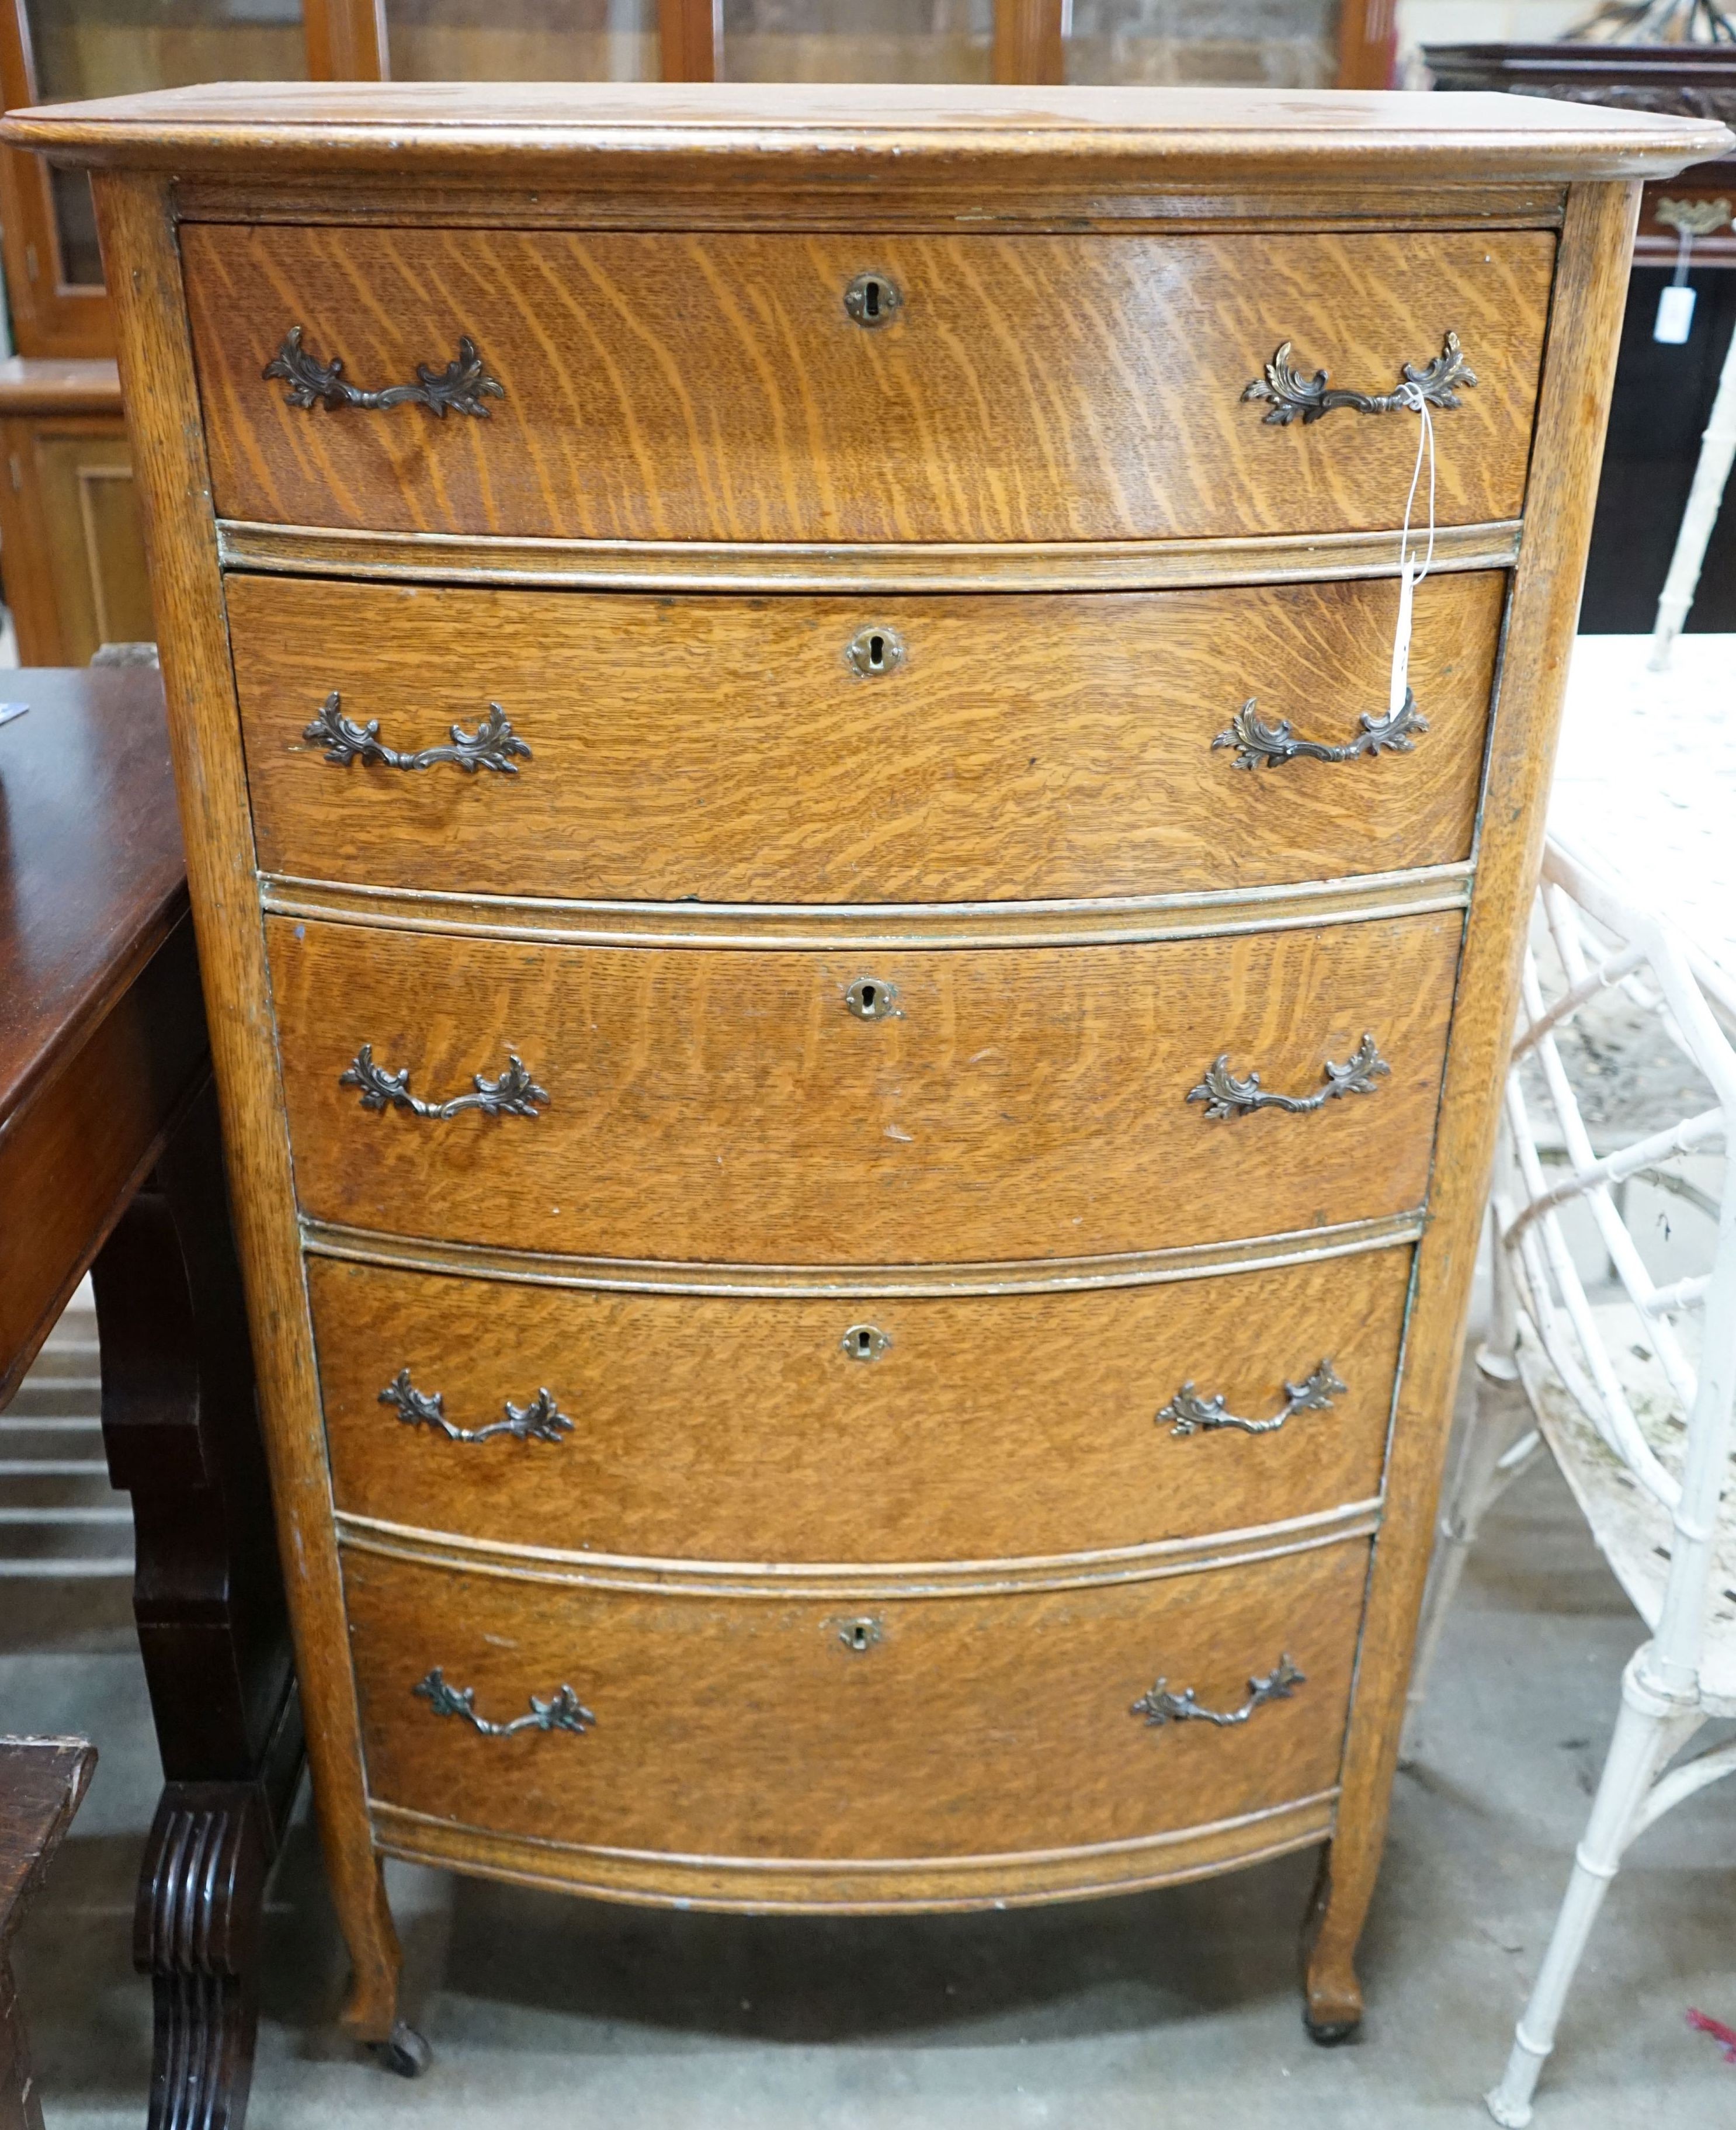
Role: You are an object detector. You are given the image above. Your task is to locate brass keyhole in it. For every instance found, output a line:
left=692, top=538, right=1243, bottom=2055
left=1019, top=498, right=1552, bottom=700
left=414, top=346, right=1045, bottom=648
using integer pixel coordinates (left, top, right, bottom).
left=845, top=272, right=902, bottom=328
left=845, top=977, right=898, bottom=1020
left=833, top=1616, right=883, bottom=1653
left=846, top=625, right=904, bottom=678
left=841, top=1323, right=891, bottom=1363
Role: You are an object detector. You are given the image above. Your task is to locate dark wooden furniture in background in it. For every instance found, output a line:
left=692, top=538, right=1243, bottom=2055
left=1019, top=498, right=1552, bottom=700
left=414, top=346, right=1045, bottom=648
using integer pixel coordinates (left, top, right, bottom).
left=11, top=79, right=1719, bottom=2074
left=0, top=1737, right=93, bottom=2130
left=0, top=668, right=301, bottom=2130
left=0, top=358, right=147, bottom=662
left=1426, top=40, right=1736, bottom=630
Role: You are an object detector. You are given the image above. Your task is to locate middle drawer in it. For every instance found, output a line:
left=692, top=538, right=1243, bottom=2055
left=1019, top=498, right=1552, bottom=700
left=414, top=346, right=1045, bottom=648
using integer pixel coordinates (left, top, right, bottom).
left=269, top=908, right=1462, bottom=1264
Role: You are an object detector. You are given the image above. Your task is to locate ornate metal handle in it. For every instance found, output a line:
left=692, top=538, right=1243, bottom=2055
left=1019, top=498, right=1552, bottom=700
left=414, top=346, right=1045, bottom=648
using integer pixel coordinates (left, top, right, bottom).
left=339, top=1045, right=548, bottom=1119
left=1133, top=1654, right=1304, bottom=1729
left=1242, top=332, right=1474, bottom=426
left=1159, top=1359, right=1345, bottom=1438
left=413, top=1668, right=593, bottom=1737
left=305, top=693, right=530, bottom=774
left=264, top=326, right=504, bottom=417
left=1188, top=1033, right=1388, bottom=1121
left=1213, top=689, right=1425, bottom=771
left=380, top=1368, right=572, bottom=1444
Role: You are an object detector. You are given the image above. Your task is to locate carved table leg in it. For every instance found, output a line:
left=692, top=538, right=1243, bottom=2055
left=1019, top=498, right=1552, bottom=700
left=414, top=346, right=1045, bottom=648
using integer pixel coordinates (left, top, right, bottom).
left=93, top=1078, right=307, bottom=2130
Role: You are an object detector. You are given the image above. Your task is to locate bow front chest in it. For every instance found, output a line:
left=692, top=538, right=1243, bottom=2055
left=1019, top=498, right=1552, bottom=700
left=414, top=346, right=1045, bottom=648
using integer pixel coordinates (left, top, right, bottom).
left=6, top=81, right=1722, bottom=2064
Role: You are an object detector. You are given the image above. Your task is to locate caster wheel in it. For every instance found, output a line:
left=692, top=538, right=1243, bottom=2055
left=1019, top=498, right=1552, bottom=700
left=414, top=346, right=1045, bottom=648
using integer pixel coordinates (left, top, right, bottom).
left=373, top=2022, right=432, bottom=2078
left=1304, top=2014, right=1362, bottom=2049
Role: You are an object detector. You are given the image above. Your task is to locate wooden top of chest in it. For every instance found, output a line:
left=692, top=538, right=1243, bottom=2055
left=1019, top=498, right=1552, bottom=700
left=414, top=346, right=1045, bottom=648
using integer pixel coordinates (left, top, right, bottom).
left=4, top=83, right=1727, bottom=190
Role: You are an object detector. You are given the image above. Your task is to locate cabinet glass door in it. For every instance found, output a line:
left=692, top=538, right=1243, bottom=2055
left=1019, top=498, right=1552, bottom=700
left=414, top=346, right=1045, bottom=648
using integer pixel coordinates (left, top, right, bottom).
left=381, top=0, right=657, bottom=80
left=718, top=0, right=992, bottom=82
left=1065, top=0, right=1339, bottom=87
left=22, top=0, right=308, bottom=287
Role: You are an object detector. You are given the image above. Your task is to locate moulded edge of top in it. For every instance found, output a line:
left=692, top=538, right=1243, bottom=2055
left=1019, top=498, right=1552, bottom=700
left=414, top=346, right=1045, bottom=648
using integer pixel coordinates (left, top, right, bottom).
left=0, top=84, right=1728, bottom=186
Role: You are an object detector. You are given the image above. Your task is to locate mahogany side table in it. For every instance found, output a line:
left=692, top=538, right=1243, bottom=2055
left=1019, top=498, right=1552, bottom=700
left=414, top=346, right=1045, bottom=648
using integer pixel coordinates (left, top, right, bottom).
left=0, top=667, right=302, bottom=2130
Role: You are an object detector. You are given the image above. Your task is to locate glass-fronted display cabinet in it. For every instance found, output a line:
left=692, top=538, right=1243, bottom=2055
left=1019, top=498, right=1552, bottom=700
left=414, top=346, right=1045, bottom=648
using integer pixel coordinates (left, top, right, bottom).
left=0, top=0, right=1395, bottom=358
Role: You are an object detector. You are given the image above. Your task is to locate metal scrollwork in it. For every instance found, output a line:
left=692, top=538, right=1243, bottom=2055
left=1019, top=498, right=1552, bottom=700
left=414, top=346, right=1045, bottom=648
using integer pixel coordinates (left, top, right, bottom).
left=264, top=327, right=505, bottom=417
left=380, top=1368, right=573, bottom=1445
left=1188, top=1033, right=1390, bottom=1121
left=1212, top=688, right=1426, bottom=771
left=304, top=692, right=531, bottom=775
left=413, top=1668, right=594, bottom=1738
left=1242, top=331, right=1474, bottom=425
left=1132, top=1653, right=1306, bottom=1730
left=339, top=1045, right=548, bottom=1119
left=1159, top=1359, right=1346, bottom=1439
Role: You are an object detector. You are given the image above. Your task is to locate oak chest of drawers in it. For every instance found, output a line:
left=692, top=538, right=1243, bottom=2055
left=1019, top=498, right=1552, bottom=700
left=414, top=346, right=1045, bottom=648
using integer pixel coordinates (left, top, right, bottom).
left=7, top=79, right=1723, bottom=2066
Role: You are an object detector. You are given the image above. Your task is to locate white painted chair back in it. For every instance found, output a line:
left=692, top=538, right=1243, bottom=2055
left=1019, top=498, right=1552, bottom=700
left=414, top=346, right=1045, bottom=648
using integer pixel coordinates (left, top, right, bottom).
left=1484, top=835, right=1736, bottom=2124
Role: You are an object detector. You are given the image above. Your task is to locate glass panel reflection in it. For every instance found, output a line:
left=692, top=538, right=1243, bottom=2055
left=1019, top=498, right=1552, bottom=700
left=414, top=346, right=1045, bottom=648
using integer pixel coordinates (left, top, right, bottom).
left=24, top=0, right=307, bottom=286
left=383, top=0, right=657, bottom=81
left=1066, top=0, right=1339, bottom=88
left=720, top=0, right=992, bottom=84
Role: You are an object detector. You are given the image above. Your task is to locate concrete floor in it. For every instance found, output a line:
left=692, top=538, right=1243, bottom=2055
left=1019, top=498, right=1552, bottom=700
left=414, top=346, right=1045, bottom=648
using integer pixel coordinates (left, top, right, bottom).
left=7, top=1359, right=1736, bottom=2129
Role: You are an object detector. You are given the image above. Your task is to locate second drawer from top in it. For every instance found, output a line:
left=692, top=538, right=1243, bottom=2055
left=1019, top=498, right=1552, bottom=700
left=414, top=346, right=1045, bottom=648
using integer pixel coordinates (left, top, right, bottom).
left=231, top=570, right=1505, bottom=904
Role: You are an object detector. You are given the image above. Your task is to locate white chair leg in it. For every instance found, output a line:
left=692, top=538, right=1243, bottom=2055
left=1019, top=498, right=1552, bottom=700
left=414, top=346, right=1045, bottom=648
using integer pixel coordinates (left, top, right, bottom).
left=1487, top=1651, right=1703, bottom=2125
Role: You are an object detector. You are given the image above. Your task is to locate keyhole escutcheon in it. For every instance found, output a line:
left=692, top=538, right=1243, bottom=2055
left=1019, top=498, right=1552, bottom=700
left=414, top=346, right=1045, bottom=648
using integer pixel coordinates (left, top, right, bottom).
left=841, top=1323, right=891, bottom=1363
left=845, top=976, right=899, bottom=1021
left=844, top=271, right=902, bottom=328
left=846, top=625, right=905, bottom=678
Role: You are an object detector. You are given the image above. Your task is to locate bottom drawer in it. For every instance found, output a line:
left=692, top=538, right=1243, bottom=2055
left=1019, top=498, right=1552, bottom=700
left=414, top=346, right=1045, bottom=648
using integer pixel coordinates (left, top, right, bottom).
left=344, top=1538, right=1367, bottom=1876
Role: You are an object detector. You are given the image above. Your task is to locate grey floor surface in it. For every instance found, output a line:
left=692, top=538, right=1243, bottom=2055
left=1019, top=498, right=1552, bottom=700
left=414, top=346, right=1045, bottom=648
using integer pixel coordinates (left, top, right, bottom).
left=7, top=1370, right=1736, bottom=2129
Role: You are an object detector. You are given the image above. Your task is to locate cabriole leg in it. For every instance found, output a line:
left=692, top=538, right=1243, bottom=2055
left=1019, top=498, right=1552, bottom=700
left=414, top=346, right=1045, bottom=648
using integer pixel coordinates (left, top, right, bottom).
left=1300, top=1843, right=1364, bottom=2044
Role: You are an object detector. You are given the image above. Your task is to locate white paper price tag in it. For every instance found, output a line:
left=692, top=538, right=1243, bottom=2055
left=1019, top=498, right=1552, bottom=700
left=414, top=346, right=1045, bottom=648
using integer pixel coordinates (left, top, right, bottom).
left=1657, top=283, right=1697, bottom=344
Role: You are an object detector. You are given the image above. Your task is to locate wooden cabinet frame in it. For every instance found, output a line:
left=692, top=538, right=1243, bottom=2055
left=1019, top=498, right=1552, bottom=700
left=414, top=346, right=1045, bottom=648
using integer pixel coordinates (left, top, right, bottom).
left=0, top=0, right=1395, bottom=357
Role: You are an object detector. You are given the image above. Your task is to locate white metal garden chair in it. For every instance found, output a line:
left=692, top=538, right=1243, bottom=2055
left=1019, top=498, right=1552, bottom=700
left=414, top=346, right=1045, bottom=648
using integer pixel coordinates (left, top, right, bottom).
left=1405, top=835, right=1736, bottom=2125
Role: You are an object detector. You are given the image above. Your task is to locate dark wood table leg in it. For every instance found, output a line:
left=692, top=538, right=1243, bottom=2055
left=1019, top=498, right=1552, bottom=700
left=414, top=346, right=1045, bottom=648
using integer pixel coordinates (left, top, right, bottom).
left=92, top=1077, right=305, bottom=2130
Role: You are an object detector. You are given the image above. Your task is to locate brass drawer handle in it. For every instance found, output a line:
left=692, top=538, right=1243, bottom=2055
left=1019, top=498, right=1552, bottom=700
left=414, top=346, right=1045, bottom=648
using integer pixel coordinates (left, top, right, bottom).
left=1160, top=1359, right=1345, bottom=1439
left=265, top=326, right=504, bottom=418
left=1133, top=1653, right=1304, bottom=1730
left=1242, top=331, right=1473, bottom=426
left=1188, top=1033, right=1388, bottom=1121
left=305, top=692, right=530, bottom=775
left=1213, top=689, right=1425, bottom=771
left=339, top=1044, right=548, bottom=1119
left=380, top=1367, right=572, bottom=1445
left=413, top=1667, right=593, bottom=1738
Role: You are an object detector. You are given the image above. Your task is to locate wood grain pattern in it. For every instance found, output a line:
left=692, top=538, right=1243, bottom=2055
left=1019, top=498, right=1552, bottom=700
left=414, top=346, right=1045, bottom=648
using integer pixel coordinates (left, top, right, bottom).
left=91, top=168, right=404, bottom=2043
left=267, top=911, right=1463, bottom=1264
left=370, top=1786, right=1337, bottom=1912
left=184, top=226, right=1553, bottom=543
left=230, top=571, right=1505, bottom=904
left=1301, top=180, right=1647, bottom=2038
left=309, top=1245, right=1411, bottom=1563
left=341, top=1534, right=1368, bottom=1863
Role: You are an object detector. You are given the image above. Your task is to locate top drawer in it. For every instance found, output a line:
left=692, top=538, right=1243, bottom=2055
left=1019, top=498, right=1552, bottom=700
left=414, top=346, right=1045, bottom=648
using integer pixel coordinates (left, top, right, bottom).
left=184, top=226, right=1554, bottom=545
